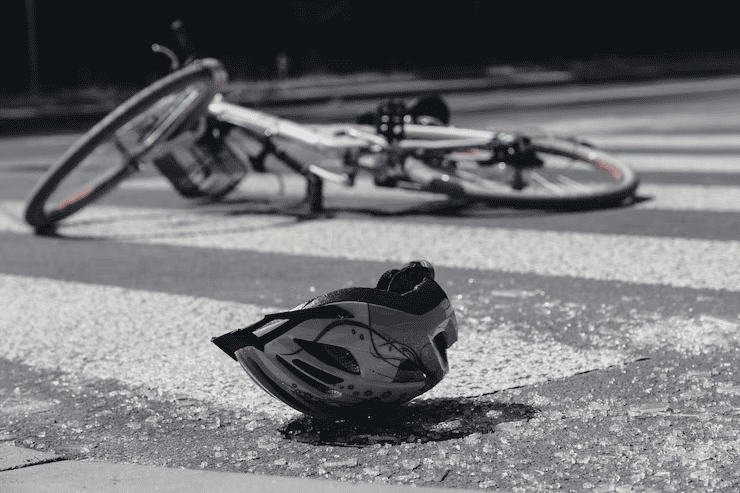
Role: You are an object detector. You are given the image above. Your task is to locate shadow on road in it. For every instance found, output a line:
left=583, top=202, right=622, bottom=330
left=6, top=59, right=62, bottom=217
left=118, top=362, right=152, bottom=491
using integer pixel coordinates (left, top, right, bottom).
left=24, top=193, right=648, bottom=241
left=280, top=397, right=537, bottom=447
left=210, top=194, right=644, bottom=219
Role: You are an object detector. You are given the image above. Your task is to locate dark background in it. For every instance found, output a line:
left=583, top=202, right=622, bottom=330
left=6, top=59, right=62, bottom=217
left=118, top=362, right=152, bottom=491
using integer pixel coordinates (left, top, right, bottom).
left=3, top=1, right=739, bottom=95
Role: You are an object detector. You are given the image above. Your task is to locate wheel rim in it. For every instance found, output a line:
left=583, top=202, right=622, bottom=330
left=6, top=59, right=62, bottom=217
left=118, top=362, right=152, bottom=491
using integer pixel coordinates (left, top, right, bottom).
left=443, top=139, right=637, bottom=206
left=42, top=81, right=210, bottom=217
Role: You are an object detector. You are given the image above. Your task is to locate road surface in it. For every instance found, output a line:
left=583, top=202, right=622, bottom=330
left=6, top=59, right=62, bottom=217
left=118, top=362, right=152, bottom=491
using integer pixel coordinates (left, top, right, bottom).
left=1, top=86, right=740, bottom=492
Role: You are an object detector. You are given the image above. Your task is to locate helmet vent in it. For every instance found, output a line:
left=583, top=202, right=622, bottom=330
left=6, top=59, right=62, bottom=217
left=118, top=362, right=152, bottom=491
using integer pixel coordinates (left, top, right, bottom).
left=291, top=358, right=344, bottom=385
left=275, top=355, right=331, bottom=394
left=433, top=332, right=448, bottom=365
left=241, top=355, right=317, bottom=415
left=295, top=339, right=361, bottom=375
left=392, top=359, right=426, bottom=383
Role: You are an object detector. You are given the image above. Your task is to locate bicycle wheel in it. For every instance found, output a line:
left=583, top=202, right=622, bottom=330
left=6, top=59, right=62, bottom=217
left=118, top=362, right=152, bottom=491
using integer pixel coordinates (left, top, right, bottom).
left=405, top=136, right=639, bottom=209
left=24, top=58, right=227, bottom=228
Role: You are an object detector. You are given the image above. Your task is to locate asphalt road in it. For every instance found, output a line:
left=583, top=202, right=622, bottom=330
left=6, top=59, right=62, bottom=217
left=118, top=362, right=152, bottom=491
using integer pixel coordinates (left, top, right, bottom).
left=1, top=88, right=740, bottom=492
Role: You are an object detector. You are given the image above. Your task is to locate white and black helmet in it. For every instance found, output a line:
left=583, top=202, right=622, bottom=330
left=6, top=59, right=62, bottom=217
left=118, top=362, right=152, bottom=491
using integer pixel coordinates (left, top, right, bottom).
left=212, top=260, right=458, bottom=418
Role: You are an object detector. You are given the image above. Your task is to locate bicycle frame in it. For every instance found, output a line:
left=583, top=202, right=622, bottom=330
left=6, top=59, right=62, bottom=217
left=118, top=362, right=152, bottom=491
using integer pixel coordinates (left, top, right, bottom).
left=141, top=43, right=575, bottom=207
left=209, top=96, right=496, bottom=151
left=24, top=34, right=639, bottom=232
left=206, top=95, right=512, bottom=200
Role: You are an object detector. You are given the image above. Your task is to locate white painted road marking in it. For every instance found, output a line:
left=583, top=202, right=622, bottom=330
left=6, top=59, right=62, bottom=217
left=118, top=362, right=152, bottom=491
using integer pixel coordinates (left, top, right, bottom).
left=583, top=134, right=740, bottom=152
left=2, top=196, right=740, bottom=291
left=2, top=136, right=740, bottom=421
left=120, top=218, right=740, bottom=292
left=635, top=184, right=740, bottom=212
left=0, top=157, right=56, bottom=168
left=111, top=173, right=740, bottom=213
left=2, top=273, right=737, bottom=421
left=621, top=154, right=740, bottom=173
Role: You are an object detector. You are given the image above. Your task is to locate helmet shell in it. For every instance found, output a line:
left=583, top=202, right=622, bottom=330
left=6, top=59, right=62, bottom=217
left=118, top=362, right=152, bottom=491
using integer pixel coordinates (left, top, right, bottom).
left=235, top=295, right=457, bottom=418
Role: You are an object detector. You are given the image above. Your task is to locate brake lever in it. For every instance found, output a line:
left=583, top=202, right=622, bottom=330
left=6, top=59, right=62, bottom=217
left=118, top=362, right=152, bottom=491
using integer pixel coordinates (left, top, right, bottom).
left=151, top=19, right=197, bottom=74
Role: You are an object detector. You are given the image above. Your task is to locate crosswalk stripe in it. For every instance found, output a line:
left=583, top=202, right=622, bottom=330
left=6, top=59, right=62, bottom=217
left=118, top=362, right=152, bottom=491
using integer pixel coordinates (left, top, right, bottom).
left=120, top=218, right=740, bottom=292
left=2, top=271, right=737, bottom=420
left=622, top=154, right=740, bottom=173
left=5, top=116, right=740, bottom=433
left=2, top=199, right=738, bottom=291
left=114, top=174, right=740, bottom=212
left=635, top=184, right=740, bottom=211
left=0, top=134, right=79, bottom=151
left=0, top=273, right=295, bottom=417
left=0, top=157, right=56, bottom=168
left=584, top=134, right=740, bottom=152
left=3, top=132, right=740, bottom=421
left=131, top=177, right=740, bottom=214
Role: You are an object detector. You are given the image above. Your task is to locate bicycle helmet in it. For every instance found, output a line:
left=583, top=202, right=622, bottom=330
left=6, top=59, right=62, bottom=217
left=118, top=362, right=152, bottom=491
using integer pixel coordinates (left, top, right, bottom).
left=212, top=260, right=458, bottom=419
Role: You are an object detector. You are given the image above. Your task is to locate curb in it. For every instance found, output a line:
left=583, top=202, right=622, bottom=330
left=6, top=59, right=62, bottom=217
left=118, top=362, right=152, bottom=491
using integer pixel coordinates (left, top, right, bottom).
left=224, top=71, right=574, bottom=106
left=6, top=70, right=740, bottom=135
left=0, top=444, right=471, bottom=493
left=0, top=70, right=572, bottom=134
left=0, top=443, right=63, bottom=473
left=5, top=71, right=740, bottom=137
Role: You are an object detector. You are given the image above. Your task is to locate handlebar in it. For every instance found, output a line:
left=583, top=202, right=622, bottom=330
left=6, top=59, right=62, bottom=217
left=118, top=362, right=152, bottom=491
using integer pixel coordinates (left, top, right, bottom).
left=151, top=44, right=180, bottom=71
left=151, top=19, right=197, bottom=74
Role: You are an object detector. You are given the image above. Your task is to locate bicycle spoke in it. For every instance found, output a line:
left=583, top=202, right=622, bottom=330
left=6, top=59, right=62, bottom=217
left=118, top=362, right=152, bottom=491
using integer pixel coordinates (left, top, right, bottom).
left=134, top=87, right=204, bottom=157
left=454, top=168, right=509, bottom=191
left=551, top=173, right=593, bottom=192
left=112, top=133, right=135, bottom=163
left=409, top=135, right=639, bottom=208
left=528, top=171, right=568, bottom=195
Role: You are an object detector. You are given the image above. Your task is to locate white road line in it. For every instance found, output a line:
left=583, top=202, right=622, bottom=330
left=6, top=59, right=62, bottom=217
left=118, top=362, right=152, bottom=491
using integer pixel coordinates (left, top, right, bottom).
left=635, top=184, right=740, bottom=212
left=624, top=154, right=740, bottom=173
left=585, top=134, right=740, bottom=151
left=118, top=174, right=448, bottom=202
left=0, top=202, right=28, bottom=233
left=1, top=273, right=737, bottom=420
left=117, top=176, right=740, bottom=213
left=482, top=114, right=740, bottom=137
left=6, top=153, right=738, bottom=173
left=125, top=219, right=740, bottom=292
left=449, top=75, right=740, bottom=111
left=0, top=134, right=80, bottom=148
left=3, top=199, right=738, bottom=291
left=0, top=157, right=56, bottom=168
left=0, top=200, right=295, bottom=236
left=0, top=273, right=295, bottom=417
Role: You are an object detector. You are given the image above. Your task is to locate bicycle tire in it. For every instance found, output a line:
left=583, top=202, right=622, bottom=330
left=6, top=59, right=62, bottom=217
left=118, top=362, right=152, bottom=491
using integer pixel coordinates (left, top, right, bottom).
left=24, top=58, right=227, bottom=228
left=405, top=136, right=639, bottom=209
